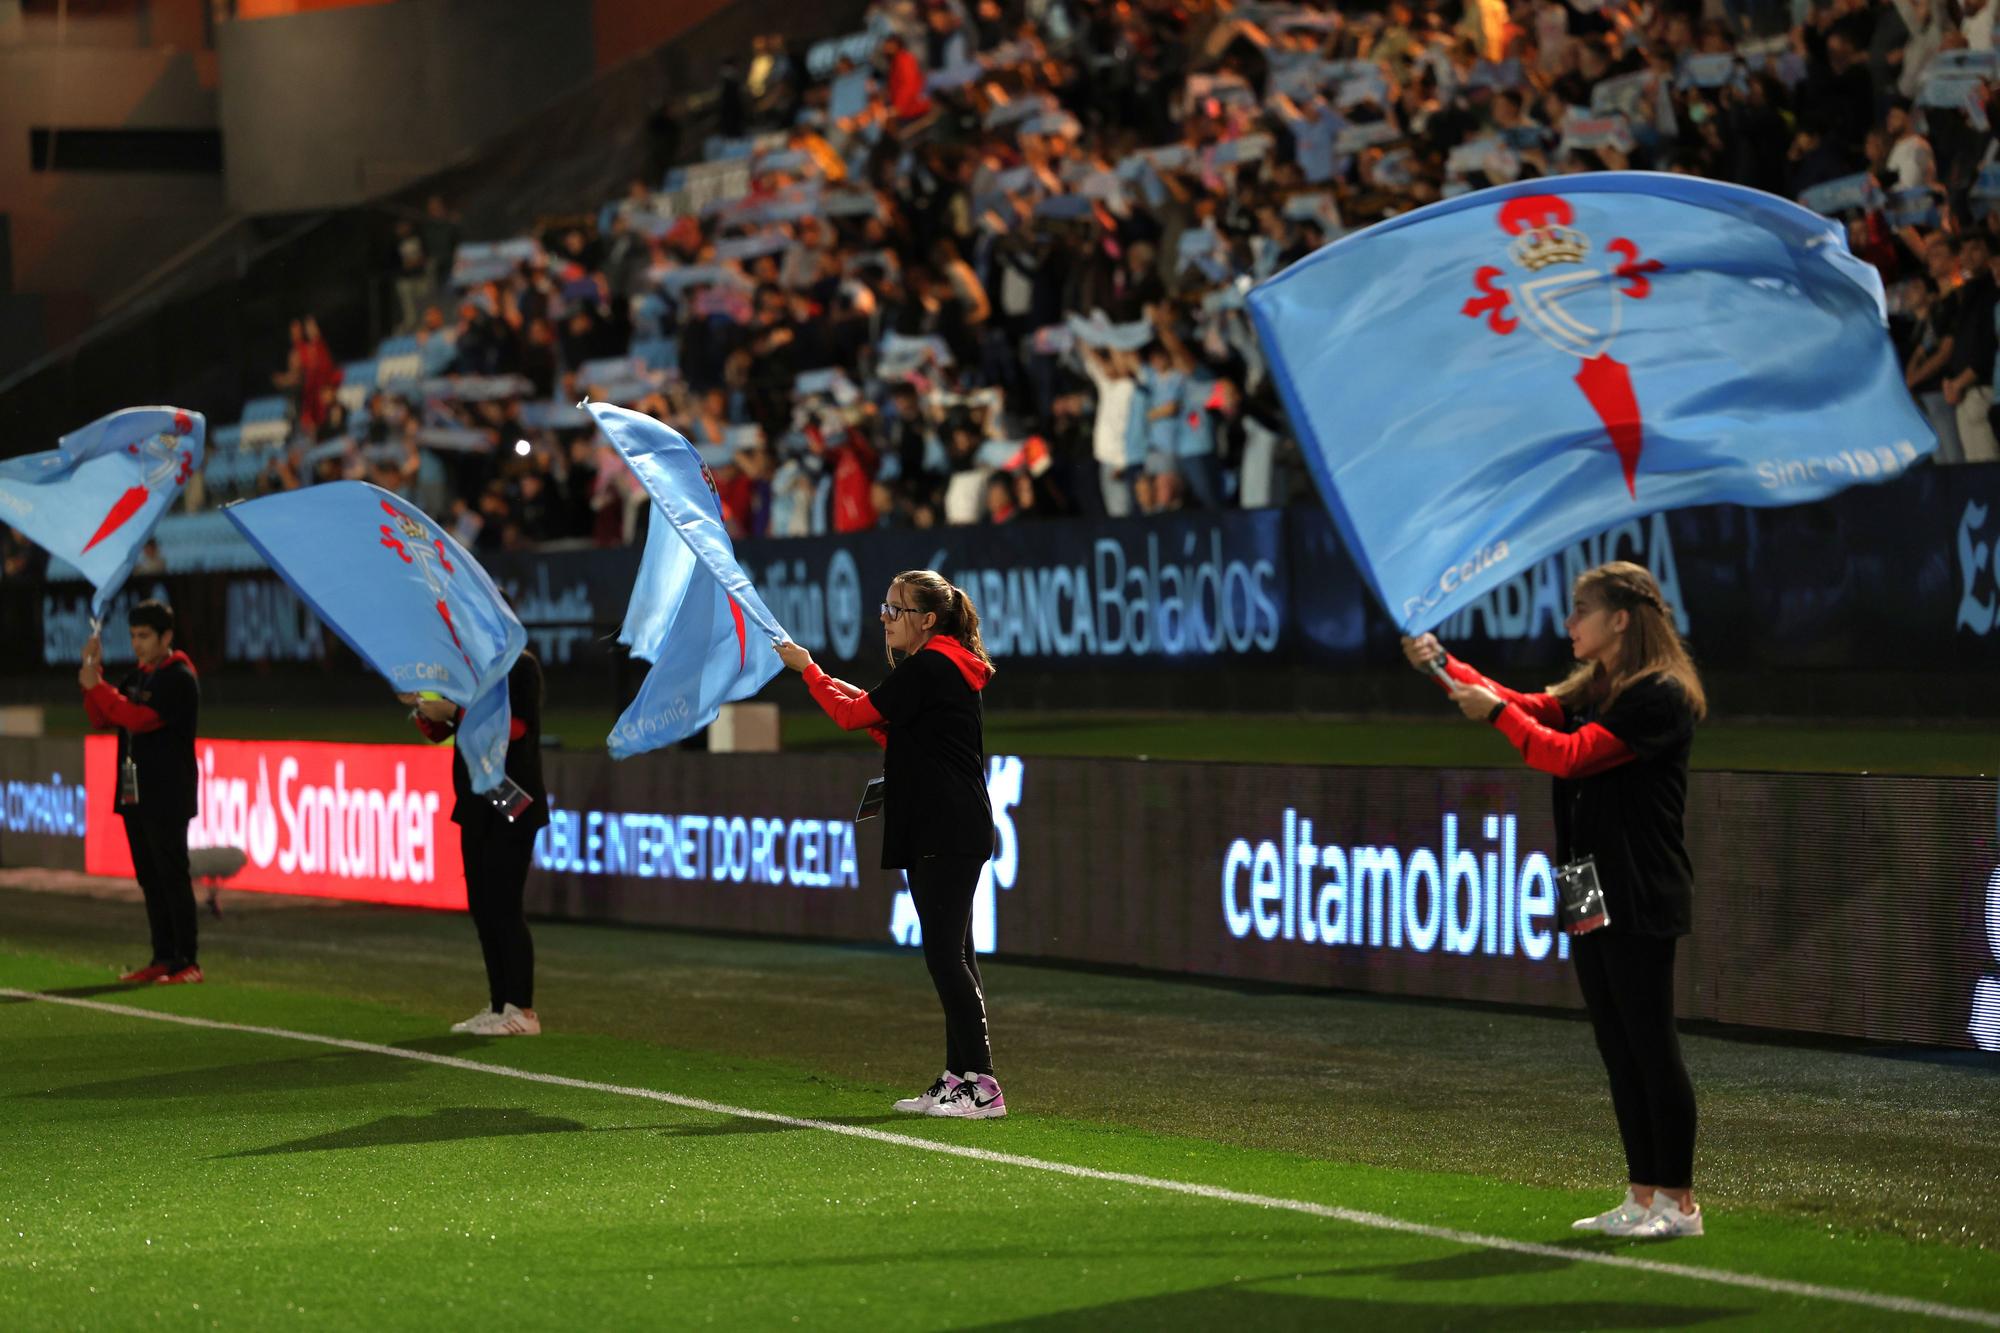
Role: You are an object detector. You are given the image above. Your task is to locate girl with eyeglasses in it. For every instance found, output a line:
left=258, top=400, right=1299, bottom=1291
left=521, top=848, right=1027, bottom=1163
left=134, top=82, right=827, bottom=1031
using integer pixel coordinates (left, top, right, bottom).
left=775, top=570, right=1005, bottom=1119
left=1403, top=560, right=1707, bottom=1241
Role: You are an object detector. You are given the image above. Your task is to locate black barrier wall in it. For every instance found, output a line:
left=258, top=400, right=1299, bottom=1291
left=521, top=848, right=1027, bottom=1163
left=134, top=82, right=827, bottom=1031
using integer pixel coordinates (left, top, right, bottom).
left=4, top=733, right=1993, bottom=1049
left=0, top=738, right=88, bottom=873
left=524, top=747, right=2000, bottom=1051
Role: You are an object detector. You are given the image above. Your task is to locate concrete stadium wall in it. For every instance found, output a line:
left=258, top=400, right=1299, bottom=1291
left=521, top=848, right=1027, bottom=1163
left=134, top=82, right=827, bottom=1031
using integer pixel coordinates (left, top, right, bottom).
left=216, top=0, right=596, bottom=214
left=0, top=4, right=228, bottom=375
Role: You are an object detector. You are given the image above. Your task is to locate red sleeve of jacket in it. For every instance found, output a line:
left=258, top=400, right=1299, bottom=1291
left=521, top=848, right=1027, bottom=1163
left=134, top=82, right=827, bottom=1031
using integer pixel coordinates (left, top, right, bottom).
left=1440, top=655, right=1567, bottom=728
left=804, top=663, right=888, bottom=747
left=509, top=717, right=527, bottom=741
left=1493, top=705, right=1634, bottom=779
left=85, top=682, right=163, bottom=734
left=82, top=686, right=111, bottom=730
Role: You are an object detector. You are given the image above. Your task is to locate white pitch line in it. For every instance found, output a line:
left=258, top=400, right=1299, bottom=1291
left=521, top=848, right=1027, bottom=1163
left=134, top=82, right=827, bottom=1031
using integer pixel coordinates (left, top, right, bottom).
left=7, top=987, right=1997, bottom=1328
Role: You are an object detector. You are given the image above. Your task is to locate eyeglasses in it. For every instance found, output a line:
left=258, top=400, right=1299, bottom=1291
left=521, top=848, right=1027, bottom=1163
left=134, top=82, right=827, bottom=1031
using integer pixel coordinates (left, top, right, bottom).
left=880, top=603, right=920, bottom=621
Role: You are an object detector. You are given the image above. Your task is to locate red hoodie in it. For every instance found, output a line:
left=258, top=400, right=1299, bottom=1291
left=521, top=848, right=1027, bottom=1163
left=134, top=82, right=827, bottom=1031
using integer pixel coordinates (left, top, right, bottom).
left=82, top=650, right=197, bottom=733
left=802, top=635, right=991, bottom=748
left=825, top=426, right=879, bottom=534
left=886, top=48, right=932, bottom=122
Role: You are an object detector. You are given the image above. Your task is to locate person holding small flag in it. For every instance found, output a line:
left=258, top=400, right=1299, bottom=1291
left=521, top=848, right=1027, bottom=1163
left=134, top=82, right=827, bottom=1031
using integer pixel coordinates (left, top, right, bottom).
left=223, top=480, right=537, bottom=1035
left=400, top=651, right=548, bottom=1037
left=775, top=571, right=1005, bottom=1120
left=80, top=602, right=203, bottom=985
left=0, top=407, right=206, bottom=984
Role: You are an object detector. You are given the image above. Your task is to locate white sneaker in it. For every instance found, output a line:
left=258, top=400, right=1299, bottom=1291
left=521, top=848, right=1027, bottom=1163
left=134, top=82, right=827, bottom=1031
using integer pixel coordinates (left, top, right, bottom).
left=451, top=1008, right=500, bottom=1034
left=926, top=1072, right=1006, bottom=1119
left=488, top=1003, right=540, bottom=1036
left=1571, top=1189, right=1651, bottom=1235
left=1627, top=1196, right=1703, bottom=1240
left=893, top=1072, right=961, bottom=1114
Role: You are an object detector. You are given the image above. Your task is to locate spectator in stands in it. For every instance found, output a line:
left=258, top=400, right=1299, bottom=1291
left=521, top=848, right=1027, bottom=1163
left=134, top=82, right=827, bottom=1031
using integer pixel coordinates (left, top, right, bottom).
left=1081, top=344, right=1140, bottom=518
left=1944, top=233, right=2000, bottom=462
left=513, top=467, right=560, bottom=544
left=394, top=220, right=430, bottom=332
left=822, top=413, right=881, bottom=534
left=747, top=33, right=797, bottom=123
left=929, top=238, right=992, bottom=365
left=882, top=33, right=933, bottom=127
left=448, top=496, right=482, bottom=549
left=421, top=195, right=461, bottom=293
left=1906, top=273, right=1965, bottom=463
left=292, top=318, right=339, bottom=438
left=591, top=444, right=646, bottom=546
left=256, top=446, right=302, bottom=497
left=885, top=381, right=946, bottom=519
left=984, top=472, right=1018, bottom=523
left=769, top=438, right=821, bottom=537
left=717, top=56, right=746, bottom=138
left=313, top=383, right=349, bottom=443
left=1884, top=99, right=1938, bottom=192
left=601, top=213, right=650, bottom=302
left=271, top=319, right=304, bottom=399
left=522, top=316, right=561, bottom=399
left=647, top=97, right=684, bottom=184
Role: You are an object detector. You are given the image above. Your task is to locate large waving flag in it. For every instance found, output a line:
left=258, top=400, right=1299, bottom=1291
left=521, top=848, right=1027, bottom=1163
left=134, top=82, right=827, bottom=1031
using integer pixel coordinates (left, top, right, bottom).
left=0, top=407, right=205, bottom=623
left=1247, top=173, right=1934, bottom=631
left=584, top=402, right=784, bottom=759
left=224, top=482, right=525, bottom=793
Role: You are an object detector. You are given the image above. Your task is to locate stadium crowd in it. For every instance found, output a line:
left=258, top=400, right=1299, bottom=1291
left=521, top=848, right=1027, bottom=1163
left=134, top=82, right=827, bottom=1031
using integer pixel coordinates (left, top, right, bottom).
left=20, top=0, right=2000, bottom=568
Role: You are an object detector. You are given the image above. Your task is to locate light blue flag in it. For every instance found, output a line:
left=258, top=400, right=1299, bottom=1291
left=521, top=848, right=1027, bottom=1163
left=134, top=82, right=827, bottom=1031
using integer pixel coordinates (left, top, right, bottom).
left=584, top=403, right=785, bottom=758
left=223, top=482, right=525, bottom=793
left=1247, top=172, right=1935, bottom=632
left=0, top=406, right=205, bottom=623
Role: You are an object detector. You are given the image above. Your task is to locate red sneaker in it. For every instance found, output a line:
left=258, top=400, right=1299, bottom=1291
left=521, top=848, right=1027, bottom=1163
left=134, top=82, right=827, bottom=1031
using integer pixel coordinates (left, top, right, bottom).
left=156, top=965, right=204, bottom=985
left=120, top=964, right=172, bottom=983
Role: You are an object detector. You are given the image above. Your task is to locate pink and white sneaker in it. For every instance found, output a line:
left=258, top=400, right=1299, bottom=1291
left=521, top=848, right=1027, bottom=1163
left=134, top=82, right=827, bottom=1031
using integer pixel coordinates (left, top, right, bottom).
left=893, top=1072, right=961, bottom=1114
left=926, top=1072, right=1006, bottom=1119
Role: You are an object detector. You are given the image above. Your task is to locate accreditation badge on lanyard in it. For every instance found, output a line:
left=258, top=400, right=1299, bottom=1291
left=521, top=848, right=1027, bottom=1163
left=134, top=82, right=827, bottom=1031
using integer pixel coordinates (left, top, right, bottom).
left=855, top=777, right=886, bottom=822
left=1555, top=719, right=1611, bottom=935
left=1556, top=856, right=1611, bottom=935
left=118, top=675, right=149, bottom=805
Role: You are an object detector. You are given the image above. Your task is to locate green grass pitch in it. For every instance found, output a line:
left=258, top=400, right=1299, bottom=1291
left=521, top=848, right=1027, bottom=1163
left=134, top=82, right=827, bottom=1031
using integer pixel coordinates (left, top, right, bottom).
left=3, top=884, right=1998, bottom=1330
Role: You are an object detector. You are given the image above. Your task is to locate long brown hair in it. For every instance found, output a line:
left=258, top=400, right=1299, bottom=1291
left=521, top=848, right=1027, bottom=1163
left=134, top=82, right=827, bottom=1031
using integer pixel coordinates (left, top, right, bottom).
left=888, top=569, right=993, bottom=669
left=1548, top=561, right=1708, bottom=720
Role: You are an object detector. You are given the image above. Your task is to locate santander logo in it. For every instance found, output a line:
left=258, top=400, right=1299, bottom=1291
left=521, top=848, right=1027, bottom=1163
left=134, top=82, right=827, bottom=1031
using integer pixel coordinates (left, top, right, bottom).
left=190, top=746, right=443, bottom=884
left=86, top=737, right=463, bottom=909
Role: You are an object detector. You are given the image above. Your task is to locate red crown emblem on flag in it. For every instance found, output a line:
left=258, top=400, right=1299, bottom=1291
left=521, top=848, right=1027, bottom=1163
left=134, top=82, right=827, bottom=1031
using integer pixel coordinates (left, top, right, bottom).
left=1459, top=193, right=1665, bottom=497
left=377, top=499, right=471, bottom=671
left=1509, top=222, right=1589, bottom=272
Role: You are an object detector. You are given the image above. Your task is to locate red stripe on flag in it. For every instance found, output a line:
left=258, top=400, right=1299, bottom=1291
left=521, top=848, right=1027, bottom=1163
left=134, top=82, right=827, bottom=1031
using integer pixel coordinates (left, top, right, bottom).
left=1573, top=353, right=1645, bottom=498
left=726, top=593, right=747, bottom=670
left=82, top=486, right=150, bottom=554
